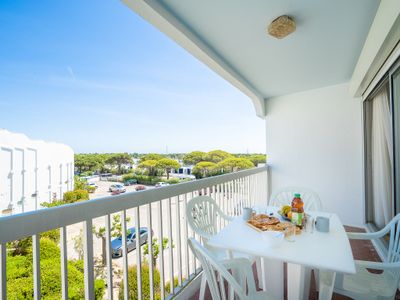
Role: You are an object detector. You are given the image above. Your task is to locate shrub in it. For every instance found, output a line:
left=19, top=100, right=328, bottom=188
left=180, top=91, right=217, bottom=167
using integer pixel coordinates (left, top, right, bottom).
left=122, top=174, right=161, bottom=185
left=74, top=189, right=89, bottom=201
left=63, top=189, right=89, bottom=203
left=41, top=200, right=65, bottom=208
left=63, top=191, right=77, bottom=203
left=164, top=178, right=180, bottom=184
left=87, top=186, right=96, bottom=193
left=6, top=237, right=105, bottom=299
left=118, top=264, right=161, bottom=300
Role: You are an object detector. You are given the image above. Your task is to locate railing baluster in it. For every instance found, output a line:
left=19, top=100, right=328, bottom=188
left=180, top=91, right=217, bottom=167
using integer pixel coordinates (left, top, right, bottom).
left=121, top=211, right=129, bottom=300
left=175, top=195, right=182, bottom=286
left=60, top=226, right=68, bottom=300
left=183, top=193, right=190, bottom=279
left=167, top=197, right=174, bottom=294
left=190, top=192, right=197, bottom=273
left=157, top=200, right=165, bottom=300
left=1, top=243, right=6, bottom=300
left=135, top=207, right=142, bottom=300
left=105, top=214, right=113, bottom=300
left=33, top=234, right=41, bottom=300
left=83, top=220, right=94, bottom=300
left=147, top=204, right=154, bottom=300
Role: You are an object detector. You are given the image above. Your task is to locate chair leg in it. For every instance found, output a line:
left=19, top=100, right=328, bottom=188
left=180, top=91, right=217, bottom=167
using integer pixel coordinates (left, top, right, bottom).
left=314, top=269, right=319, bottom=291
left=199, top=273, right=207, bottom=300
left=255, top=257, right=263, bottom=290
left=318, top=270, right=336, bottom=300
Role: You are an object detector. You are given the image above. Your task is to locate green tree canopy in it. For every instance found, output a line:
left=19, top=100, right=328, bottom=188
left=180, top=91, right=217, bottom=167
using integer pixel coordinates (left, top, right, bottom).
left=204, top=150, right=233, bottom=163
left=138, top=159, right=159, bottom=176
left=105, top=153, right=133, bottom=174
left=217, top=157, right=254, bottom=173
left=192, top=161, right=217, bottom=178
left=156, top=158, right=180, bottom=179
left=182, top=151, right=206, bottom=165
left=140, top=153, right=164, bottom=163
left=247, top=154, right=267, bottom=166
left=74, top=153, right=104, bottom=174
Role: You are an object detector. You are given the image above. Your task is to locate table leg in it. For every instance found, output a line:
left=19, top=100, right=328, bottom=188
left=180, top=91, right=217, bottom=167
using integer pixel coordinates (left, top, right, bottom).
left=318, top=270, right=336, bottom=300
left=287, top=263, right=311, bottom=300
left=260, top=257, right=284, bottom=300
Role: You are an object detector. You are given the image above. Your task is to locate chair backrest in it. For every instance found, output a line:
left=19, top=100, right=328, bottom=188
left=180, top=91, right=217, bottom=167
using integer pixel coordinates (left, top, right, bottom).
left=186, top=196, right=229, bottom=243
left=188, top=238, right=247, bottom=300
left=385, top=214, right=400, bottom=264
left=269, top=187, right=322, bottom=211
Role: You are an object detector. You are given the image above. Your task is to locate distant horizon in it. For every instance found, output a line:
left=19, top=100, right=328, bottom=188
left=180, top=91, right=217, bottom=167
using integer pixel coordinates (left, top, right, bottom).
left=0, top=1, right=265, bottom=153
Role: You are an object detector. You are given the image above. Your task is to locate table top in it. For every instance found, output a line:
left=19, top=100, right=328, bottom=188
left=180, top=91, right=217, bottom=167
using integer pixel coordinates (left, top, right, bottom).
left=207, top=207, right=356, bottom=274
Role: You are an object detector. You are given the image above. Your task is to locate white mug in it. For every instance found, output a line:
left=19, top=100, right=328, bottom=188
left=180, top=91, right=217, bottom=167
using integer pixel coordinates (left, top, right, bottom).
left=242, top=207, right=255, bottom=221
left=315, top=216, right=330, bottom=232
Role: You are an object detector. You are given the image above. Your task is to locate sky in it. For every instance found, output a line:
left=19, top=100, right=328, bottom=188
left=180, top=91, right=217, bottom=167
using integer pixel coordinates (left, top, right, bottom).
left=0, top=0, right=265, bottom=154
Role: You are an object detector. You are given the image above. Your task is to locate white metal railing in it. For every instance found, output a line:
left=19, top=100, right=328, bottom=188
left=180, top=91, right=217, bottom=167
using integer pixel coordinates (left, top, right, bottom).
left=0, top=166, right=268, bottom=300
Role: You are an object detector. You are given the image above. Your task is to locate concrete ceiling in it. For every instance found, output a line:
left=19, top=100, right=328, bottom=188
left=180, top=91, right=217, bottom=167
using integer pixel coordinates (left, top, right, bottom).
left=124, top=0, right=380, bottom=116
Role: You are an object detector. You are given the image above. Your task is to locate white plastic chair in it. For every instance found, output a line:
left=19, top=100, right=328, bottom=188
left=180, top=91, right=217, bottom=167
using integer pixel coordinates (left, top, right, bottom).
left=186, top=195, right=233, bottom=245
left=269, top=186, right=322, bottom=211
left=332, top=214, right=400, bottom=300
left=187, top=196, right=257, bottom=299
left=188, top=238, right=274, bottom=300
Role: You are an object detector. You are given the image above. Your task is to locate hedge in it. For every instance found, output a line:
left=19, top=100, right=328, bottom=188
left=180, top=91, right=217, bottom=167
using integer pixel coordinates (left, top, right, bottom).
left=119, top=264, right=161, bottom=300
left=6, top=237, right=105, bottom=299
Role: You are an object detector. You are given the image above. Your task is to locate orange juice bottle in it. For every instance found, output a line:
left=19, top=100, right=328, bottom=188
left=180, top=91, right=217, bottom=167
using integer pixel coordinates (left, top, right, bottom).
left=291, top=193, right=304, bottom=228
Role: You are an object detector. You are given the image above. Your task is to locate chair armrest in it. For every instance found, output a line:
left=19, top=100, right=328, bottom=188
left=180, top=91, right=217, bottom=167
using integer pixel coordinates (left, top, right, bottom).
left=221, top=258, right=257, bottom=293
left=347, top=228, right=389, bottom=240
left=219, top=211, right=234, bottom=222
left=355, top=260, right=400, bottom=271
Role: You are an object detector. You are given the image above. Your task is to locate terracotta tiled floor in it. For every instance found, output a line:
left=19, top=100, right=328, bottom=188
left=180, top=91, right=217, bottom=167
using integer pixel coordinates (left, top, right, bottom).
left=189, top=226, right=398, bottom=300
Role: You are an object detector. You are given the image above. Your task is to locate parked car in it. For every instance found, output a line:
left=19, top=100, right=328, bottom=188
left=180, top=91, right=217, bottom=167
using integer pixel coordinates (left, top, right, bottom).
left=88, top=182, right=98, bottom=189
left=111, top=227, right=150, bottom=258
left=109, top=184, right=126, bottom=193
left=155, top=182, right=170, bottom=188
left=135, top=185, right=146, bottom=191
left=124, top=179, right=138, bottom=186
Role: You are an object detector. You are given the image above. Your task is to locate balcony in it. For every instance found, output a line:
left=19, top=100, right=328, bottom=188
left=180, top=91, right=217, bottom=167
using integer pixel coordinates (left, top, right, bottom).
left=0, top=166, right=268, bottom=299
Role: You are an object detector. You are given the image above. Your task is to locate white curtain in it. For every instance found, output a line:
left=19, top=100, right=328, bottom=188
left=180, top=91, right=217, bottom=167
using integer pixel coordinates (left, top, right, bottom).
left=371, top=87, right=393, bottom=228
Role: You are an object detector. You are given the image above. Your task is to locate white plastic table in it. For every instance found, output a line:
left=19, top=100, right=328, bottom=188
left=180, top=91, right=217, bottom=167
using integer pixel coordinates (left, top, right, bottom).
left=207, top=207, right=356, bottom=300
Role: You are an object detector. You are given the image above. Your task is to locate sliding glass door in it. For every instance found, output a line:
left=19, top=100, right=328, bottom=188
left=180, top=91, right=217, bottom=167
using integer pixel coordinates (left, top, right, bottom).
left=392, top=65, right=400, bottom=216
left=364, top=59, right=400, bottom=229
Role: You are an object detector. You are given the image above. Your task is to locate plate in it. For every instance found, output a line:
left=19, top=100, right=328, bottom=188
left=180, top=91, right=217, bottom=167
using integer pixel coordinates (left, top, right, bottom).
left=278, top=211, right=291, bottom=221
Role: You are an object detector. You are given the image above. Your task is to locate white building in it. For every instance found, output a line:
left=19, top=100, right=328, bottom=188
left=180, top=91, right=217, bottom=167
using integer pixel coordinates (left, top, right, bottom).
left=0, top=129, right=74, bottom=216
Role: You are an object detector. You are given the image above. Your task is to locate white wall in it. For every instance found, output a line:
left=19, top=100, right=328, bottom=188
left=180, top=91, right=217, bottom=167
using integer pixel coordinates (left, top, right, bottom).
left=350, top=0, right=400, bottom=97
left=0, top=129, right=74, bottom=215
left=266, top=83, right=364, bottom=226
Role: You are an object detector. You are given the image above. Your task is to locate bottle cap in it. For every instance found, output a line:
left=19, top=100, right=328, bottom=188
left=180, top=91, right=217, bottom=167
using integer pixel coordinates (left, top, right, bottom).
left=294, top=193, right=301, bottom=198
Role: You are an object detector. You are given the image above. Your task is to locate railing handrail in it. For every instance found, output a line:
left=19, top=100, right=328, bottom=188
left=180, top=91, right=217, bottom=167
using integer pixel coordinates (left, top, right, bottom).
left=0, top=166, right=268, bottom=243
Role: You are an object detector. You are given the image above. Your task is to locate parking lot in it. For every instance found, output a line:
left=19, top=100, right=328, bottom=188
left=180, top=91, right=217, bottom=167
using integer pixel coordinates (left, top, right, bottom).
left=66, top=180, right=193, bottom=298
left=89, top=180, right=154, bottom=199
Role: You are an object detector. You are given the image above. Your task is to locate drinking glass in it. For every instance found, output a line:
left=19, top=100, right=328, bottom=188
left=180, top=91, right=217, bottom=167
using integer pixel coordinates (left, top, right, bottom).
left=284, top=226, right=296, bottom=242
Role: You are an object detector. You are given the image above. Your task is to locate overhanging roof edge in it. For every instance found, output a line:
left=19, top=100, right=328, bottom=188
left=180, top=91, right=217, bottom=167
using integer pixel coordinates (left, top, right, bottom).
left=122, top=0, right=266, bottom=118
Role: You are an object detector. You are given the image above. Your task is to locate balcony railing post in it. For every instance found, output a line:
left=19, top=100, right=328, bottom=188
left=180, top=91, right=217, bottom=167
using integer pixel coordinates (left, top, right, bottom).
left=33, top=234, right=41, bottom=300
left=60, top=226, right=68, bottom=300
left=147, top=204, right=154, bottom=300
left=121, top=211, right=129, bottom=300
left=135, top=207, right=142, bottom=300
left=0, top=243, right=6, bottom=300
left=105, top=214, right=113, bottom=300
left=83, top=219, right=95, bottom=300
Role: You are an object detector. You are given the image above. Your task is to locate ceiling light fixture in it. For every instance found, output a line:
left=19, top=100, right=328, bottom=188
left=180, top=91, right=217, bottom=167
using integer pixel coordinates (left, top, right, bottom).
left=267, top=15, right=296, bottom=39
